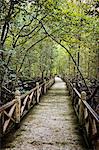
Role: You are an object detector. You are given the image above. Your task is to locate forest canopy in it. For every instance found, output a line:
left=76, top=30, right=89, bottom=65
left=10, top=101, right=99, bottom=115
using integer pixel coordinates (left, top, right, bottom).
left=0, top=0, right=99, bottom=103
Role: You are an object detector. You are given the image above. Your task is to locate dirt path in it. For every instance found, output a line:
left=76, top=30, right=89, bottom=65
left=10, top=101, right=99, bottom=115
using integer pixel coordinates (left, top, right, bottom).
left=3, top=77, right=87, bottom=150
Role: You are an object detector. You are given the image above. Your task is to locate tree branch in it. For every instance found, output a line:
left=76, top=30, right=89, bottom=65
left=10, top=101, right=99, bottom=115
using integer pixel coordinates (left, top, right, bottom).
left=13, top=15, right=47, bottom=48
left=16, top=26, right=43, bottom=47
left=1, top=0, right=14, bottom=47
left=39, top=20, right=91, bottom=93
left=17, top=35, right=48, bottom=73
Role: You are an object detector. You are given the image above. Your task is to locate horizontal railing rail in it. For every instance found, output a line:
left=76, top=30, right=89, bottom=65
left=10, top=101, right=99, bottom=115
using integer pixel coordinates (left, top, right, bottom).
left=63, top=77, right=99, bottom=150
left=0, top=78, right=55, bottom=139
left=70, top=84, right=99, bottom=123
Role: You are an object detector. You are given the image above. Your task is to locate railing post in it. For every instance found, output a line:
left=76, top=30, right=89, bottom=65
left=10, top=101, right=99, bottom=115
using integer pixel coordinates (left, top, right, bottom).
left=44, top=79, right=46, bottom=94
left=36, top=82, right=39, bottom=104
left=79, top=91, right=86, bottom=125
left=15, top=90, right=21, bottom=125
left=71, top=83, right=75, bottom=104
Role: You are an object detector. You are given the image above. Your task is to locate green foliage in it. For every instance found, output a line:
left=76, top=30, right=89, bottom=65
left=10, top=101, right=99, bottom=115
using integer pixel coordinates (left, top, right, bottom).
left=0, top=0, right=99, bottom=81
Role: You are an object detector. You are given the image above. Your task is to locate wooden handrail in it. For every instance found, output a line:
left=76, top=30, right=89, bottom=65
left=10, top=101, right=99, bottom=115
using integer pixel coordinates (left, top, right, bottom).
left=73, top=86, right=99, bottom=122
left=0, top=86, right=40, bottom=112
left=0, top=99, right=16, bottom=113
left=73, top=87, right=81, bottom=98
left=73, top=87, right=99, bottom=123
left=63, top=76, right=99, bottom=149
left=83, top=101, right=99, bottom=123
left=20, top=82, right=46, bottom=99
left=0, top=79, right=54, bottom=111
left=20, top=87, right=37, bottom=99
left=0, top=78, right=55, bottom=138
left=67, top=78, right=99, bottom=122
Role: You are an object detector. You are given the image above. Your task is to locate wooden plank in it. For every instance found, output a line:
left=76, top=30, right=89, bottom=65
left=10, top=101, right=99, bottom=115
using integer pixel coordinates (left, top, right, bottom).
left=36, top=82, right=39, bottom=103
left=0, top=78, right=55, bottom=137
left=83, top=101, right=99, bottom=123
left=4, top=111, right=15, bottom=123
left=39, top=87, right=42, bottom=96
left=20, top=82, right=44, bottom=100
left=15, top=90, right=21, bottom=124
left=0, top=99, right=16, bottom=113
left=73, top=87, right=81, bottom=98
left=21, top=95, right=29, bottom=116
left=28, top=92, right=34, bottom=109
left=39, top=82, right=44, bottom=87
left=20, top=87, right=37, bottom=99
left=29, top=91, right=34, bottom=103
left=30, top=91, right=34, bottom=99
left=71, top=83, right=99, bottom=123
left=44, top=79, right=47, bottom=94
left=92, top=119, right=97, bottom=136
left=84, top=108, right=88, bottom=119
left=3, top=104, right=16, bottom=133
left=85, top=120, right=89, bottom=134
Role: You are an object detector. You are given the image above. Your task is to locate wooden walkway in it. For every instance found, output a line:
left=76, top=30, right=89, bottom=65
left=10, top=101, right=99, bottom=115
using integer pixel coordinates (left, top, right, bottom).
left=3, top=77, right=87, bottom=150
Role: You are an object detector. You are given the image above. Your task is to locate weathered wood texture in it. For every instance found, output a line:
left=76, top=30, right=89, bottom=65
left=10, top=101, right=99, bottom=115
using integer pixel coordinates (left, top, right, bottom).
left=63, top=77, right=99, bottom=150
left=0, top=78, right=55, bottom=138
left=2, top=77, right=87, bottom=150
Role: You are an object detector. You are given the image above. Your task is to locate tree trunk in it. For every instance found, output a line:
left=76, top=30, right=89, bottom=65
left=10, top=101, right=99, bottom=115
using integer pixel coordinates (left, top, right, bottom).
left=0, top=49, right=4, bottom=104
left=41, top=71, right=44, bottom=80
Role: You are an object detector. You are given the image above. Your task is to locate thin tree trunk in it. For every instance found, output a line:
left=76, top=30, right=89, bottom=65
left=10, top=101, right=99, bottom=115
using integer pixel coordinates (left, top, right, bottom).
left=0, top=49, right=4, bottom=104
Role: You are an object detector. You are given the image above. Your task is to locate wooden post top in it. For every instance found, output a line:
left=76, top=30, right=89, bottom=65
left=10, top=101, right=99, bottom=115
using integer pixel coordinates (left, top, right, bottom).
left=44, top=79, right=46, bottom=82
left=81, top=91, right=86, bottom=101
left=15, top=90, right=20, bottom=97
left=73, top=83, right=76, bottom=87
left=36, top=82, right=39, bottom=86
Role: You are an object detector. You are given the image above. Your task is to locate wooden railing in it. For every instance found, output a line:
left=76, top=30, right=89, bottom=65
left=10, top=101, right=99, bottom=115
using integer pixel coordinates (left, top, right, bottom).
left=63, top=77, right=99, bottom=150
left=0, top=78, right=55, bottom=139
